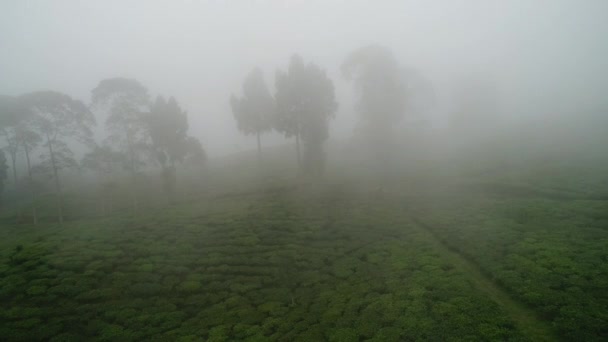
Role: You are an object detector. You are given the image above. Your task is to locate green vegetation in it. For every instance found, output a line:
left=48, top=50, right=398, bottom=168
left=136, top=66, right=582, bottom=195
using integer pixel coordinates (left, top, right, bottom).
left=411, top=193, right=608, bottom=340
left=0, top=180, right=527, bottom=341
left=1, top=145, right=604, bottom=341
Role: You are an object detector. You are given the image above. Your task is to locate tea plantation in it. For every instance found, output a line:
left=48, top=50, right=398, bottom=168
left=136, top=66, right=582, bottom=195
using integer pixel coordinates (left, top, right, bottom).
left=0, top=157, right=606, bottom=341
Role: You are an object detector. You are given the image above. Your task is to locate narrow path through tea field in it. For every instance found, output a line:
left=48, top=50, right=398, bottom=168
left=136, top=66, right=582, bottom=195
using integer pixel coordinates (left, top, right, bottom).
left=410, top=215, right=557, bottom=341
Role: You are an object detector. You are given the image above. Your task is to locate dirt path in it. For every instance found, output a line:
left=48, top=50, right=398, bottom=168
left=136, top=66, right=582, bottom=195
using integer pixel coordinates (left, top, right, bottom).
left=409, top=216, right=557, bottom=341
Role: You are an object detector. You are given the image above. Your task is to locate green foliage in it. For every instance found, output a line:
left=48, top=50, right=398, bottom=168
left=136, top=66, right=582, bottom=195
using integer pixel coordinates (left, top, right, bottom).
left=413, top=193, right=608, bottom=340
left=0, top=184, right=532, bottom=341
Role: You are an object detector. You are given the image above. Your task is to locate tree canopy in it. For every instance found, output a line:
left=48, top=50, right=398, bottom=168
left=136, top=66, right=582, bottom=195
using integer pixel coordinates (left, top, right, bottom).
left=20, top=90, right=95, bottom=223
left=230, top=67, right=275, bottom=157
left=147, top=96, right=194, bottom=200
left=148, top=96, right=189, bottom=167
left=275, top=55, right=337, bottom=175
left=92, top=78, right=150, bottom=213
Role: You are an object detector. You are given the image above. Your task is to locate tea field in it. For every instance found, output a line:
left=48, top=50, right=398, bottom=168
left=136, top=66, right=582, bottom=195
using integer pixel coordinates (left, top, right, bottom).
left=0, top=156, right=607, bottom=341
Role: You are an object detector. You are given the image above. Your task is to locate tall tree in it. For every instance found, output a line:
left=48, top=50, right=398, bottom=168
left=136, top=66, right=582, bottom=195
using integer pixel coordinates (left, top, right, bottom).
left=275, top=55, right=337, bottom=175
left=91, top=78, right=149, bottom=214
left=20, top=91, right=95, bottom=224
left=1, top=95, right=42, bottom=223
left=230, top=67, right=274, bottom=160
left=275, top=55, right=306, bottom=167
left=0, top=95, right=26, bottom=184
left=342, top=45, right=407, bottom=144
left=0, top=150, right=7, bottom=207
left=17, top=116, right=42, bottom=224
left=17, top=124, right=42, bottom=181
left=146, top=96, right=190, bottom=202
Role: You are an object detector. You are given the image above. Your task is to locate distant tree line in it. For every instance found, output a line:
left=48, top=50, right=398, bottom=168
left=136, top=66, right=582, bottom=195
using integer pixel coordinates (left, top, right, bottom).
left=0, top=44, right=435, bottom=222
left=0, top=78, right=205, bottom=224
left=230, top=46, right=433, bottom=176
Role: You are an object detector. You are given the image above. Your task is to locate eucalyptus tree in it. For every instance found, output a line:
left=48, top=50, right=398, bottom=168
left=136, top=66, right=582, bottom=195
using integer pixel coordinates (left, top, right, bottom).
left=147, top=96, right=190, bottom=202
left=91, top=78, right=149, bottom=213
left=0, top=95, right=26, bottom=184
left=18, top=127, right=42, bottom=180
left=0, top=95, right=42, bottom=223
left=230, top=67, right=275, bottom=160
left=20, top=91, right=95, bottom=224
left=0, top=150, right=7, bottom=206
left=275, top=55, right=337, bottom=175
left=16, top=120, right=42, bottom=224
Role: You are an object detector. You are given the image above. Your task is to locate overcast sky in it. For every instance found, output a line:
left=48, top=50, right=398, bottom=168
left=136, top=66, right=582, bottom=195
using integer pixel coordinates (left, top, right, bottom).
left=1, top=0, right=607, bottom=156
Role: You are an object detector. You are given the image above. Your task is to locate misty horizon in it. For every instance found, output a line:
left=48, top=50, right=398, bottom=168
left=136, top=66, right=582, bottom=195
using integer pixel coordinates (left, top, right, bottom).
left=2, top=0, right=607, bottom=156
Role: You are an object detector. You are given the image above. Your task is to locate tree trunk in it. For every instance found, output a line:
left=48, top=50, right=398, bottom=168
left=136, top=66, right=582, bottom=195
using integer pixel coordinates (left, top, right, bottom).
left=161, top=162, right=172, bottom=205
left=24, top=147, right=37, bottom=225
left=171, top=160, right=177, bottom=203
left=131, top=165, right=138, bottom=216
left=256, top=131, right=262, bottom=162
left=47, top=136, right=63, bottom=225
left=295, top=132, right=301, bottom=168
left=9, top=150, right=22, bottom=223
left=10, top=152, right=17, bottom=185
left=24, top=147, right=32, bottom=179
left=127, top=132, right=138, bottom=216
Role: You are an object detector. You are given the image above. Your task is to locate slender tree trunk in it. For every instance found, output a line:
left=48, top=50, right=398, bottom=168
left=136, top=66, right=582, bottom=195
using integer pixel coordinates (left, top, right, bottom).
left=9, top=152, right=17, bottom=185
left=46, top=135, right=63, bottom=225
left=127, top=132, right=138, bottom=216
left=24, top=146, right=37, bottom=225
left=25, top=147, right=32, bottom=179
left=295, top=132, right=301, bottom=168
left=256, top=131, right=262, bottom=162
left=171, top=159, right=176, bottom=204
left=130, top=159, right=138, bottom=216
left=2, top=130, right=18, bottom=185
left=160, top=162, right=170, bottom=205
left=9, top=150, right=22, bottom=223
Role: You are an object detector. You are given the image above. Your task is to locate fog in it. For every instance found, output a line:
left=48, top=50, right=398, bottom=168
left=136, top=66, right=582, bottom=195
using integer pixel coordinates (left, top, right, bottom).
left=3, top=2, right=608, bottom=340
left=2, top=0, right=606, bottom=156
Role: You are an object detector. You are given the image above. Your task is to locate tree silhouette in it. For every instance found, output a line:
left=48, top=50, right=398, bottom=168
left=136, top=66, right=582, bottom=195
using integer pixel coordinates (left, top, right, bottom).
left=275, top=55, right=337, bottom=175
left=230, top=67, right=275, bottom=160
left=0, top=95, right=27, bottom=185
left=91, top=78, right=149, bottom=214
left=147, top=96, right=190, bottom=202
left=20, top=91, right=95, bottom=224
left=0, top=150, right=7, bottom=207
left=0, top=95, right=43, bottom=223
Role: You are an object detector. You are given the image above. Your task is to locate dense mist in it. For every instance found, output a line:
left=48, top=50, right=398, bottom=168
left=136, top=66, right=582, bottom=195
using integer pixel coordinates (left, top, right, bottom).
left=1, top=1, right=607, bottom=341
left=2, top=0, right=606, bottom=156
